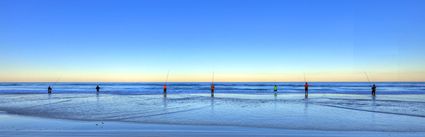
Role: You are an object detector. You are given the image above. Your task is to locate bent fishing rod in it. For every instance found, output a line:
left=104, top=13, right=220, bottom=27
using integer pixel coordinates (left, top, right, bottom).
left=165, top=71, right=170, bottom=85
left=363, top=72, right=372, bottom=86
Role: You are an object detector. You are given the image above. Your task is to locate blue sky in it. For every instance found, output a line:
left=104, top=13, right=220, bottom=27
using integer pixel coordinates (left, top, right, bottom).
left=1, top=0, right=424, bottom=82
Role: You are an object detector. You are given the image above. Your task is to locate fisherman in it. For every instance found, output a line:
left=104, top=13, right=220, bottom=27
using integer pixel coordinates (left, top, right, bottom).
left=304, top=82, right=309, bottom=98
left=96, top=85, right=100, bottom=92
left=371, top=84, right=376, bottom=96
left=274, top=84, right=278, bottom=92
left=211, top=83, right=215, bottom=97
left=48, top=86, right=52, bottom=94
left=163, top=84, right=167, bottom=94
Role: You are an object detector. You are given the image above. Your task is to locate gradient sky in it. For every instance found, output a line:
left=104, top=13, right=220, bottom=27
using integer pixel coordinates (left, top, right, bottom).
left=1, top=0, right=425, bottom=82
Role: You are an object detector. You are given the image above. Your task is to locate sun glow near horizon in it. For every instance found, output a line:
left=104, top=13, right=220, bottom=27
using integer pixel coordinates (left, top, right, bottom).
left=1, top=70, right=424, bottom=82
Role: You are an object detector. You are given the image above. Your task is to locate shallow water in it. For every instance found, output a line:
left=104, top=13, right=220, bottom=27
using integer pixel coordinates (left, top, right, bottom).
left=0, top=93, right=424, bottom=132
left=2, top=113, right=424, bottom=137
left=1, top=82, right=424, bottom=131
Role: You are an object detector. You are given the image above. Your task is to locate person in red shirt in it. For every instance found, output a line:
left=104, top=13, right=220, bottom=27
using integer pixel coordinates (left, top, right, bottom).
left=163, top=84, right=167, bottom=94
left=304, top=82, right=309, bottom=98
left=211, top=83, right=215, bottom=97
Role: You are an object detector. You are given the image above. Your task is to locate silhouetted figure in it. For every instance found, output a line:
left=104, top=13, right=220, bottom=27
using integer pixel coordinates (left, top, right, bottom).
left=371, top=84, right=376, bottom=96
left=304, top=82, right=309, bottom=98
left=211, top=83, right=215, bottom=97
left=163, top=84, right=167, bottom=94
left=96, top=85, right=100, bottom=92
left=48, top=86, right=52, bottom=94
left=274, top=85, right=278, bottom=92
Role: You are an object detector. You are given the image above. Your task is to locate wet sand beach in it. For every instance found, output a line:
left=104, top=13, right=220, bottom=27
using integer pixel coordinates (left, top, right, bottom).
left=0, top=92, right=425, bottom=136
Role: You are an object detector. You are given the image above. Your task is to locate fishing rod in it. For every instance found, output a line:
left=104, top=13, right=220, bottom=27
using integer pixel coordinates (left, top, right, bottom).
left=303, top=73, right=307, bottom=83
left=162, top=71, right=170, bottom=95
left=52, top=75, right=62, bottom=87
left=165, top=71, right=170, bottom=85
left=212, top=72, right=215, bottom=84
left=210, top=71, right=216, bottom=97
left=48, top=75, right=61, bottom=94
left=364, top=72, right=372, bottom=86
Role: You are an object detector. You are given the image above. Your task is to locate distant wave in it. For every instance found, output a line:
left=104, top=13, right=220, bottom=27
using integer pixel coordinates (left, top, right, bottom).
left=0, top=82, right=424, bottom=95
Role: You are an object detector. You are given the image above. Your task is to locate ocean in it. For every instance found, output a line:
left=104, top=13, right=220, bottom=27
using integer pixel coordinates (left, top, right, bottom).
left=0, top=82, right=423, bottom=94
left=0, top=82, right=424, bottom=132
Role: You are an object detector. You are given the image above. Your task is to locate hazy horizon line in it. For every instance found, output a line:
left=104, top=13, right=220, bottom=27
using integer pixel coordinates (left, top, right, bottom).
left=1, top=81, right=424, bottom=83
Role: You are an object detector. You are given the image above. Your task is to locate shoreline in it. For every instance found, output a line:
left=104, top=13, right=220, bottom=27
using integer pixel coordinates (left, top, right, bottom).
left=1, top=112, right=424, bottom=137
left=1, top=93, right=425, bottom=136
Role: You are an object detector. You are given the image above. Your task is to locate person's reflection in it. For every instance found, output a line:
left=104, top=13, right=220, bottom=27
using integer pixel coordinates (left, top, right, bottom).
left=48, top=93, right=52, bottom=100
left=45, top=93, right=52, bottom=112
left=371, top=95, right=376, bottom=122
left=273, top=92, right=278, bottom=111
left=47, top=93, right=52, bottom=107
left=162, top=89, right=167, bottom=111
left=96, top=92, right=100, bottom=104
left=162, top=94, right=168, bottom=110
left=95, top=91, right=103, bottom=115
left=210, top=96, right=215, bottom=114
left=304, top=98, right=309, bottom=116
